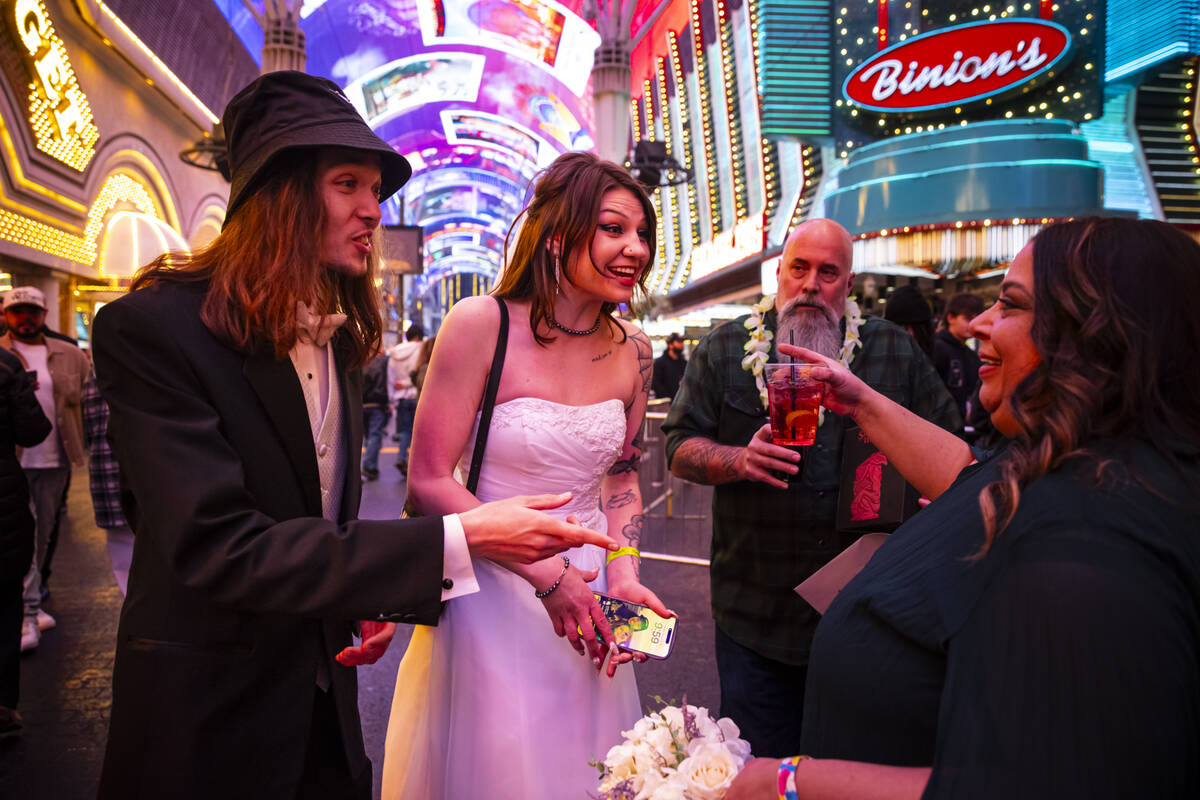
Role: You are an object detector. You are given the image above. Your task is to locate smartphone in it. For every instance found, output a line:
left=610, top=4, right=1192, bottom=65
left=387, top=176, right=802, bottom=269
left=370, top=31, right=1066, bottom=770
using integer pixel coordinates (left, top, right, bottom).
left=593, top=592, right=677, bottom=660
left=23, top=369, right=37, bottom=384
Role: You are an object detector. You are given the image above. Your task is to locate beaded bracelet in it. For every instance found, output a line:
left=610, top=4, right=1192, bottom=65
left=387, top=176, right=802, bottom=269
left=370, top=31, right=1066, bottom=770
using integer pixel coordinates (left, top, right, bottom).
left=776, top=755, right=810, bottom=800
left=534, top=555, right=570, bottom=599
left=605, top=546, right=640, bottom=564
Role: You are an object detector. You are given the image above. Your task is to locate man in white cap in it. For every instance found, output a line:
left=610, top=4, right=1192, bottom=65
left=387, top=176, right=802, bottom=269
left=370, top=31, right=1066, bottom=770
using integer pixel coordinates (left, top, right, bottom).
left=0, top=286, right=90, bottom=651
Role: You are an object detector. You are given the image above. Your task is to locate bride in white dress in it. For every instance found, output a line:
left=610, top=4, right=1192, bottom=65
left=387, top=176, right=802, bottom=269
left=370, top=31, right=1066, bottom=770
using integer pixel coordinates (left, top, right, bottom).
left=382, top=152, right=672, bottom=799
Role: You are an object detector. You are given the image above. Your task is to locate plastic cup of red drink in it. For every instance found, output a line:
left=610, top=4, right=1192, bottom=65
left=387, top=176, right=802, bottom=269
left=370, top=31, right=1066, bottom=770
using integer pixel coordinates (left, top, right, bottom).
left=765, top=362, right=824, bottom=447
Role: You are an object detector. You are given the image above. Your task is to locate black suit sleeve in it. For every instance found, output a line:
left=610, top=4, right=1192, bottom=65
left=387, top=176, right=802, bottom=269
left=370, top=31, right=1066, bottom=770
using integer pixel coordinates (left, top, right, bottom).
left=93, top=297, right=445, bottom=623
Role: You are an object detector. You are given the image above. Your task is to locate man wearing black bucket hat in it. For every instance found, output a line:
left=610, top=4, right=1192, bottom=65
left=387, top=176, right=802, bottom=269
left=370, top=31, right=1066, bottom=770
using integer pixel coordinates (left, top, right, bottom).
left=91, top=71, right=615, bottom=800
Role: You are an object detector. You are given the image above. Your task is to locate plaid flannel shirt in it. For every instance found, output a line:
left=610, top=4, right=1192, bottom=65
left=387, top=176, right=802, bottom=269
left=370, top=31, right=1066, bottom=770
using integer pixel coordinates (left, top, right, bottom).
left=663, top=310, right=962, bottom=664
left=82, top=374, right=128, bottom=530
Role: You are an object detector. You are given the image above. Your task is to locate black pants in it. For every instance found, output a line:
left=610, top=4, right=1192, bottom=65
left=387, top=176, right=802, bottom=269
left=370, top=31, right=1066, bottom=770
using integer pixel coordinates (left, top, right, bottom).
left=0, top=560, right=26, bottom=708
left=714, top=624, right=808, bottom=758
left=296, top=688, right=371, bottom=800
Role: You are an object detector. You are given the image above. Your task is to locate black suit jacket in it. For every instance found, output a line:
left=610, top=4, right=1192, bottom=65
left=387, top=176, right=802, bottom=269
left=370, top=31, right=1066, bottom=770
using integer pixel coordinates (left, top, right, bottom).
left=92, top=280, right=445, bottom=799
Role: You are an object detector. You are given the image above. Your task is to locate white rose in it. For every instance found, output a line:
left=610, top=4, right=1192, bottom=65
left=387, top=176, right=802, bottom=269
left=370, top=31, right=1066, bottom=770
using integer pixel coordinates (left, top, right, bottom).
left=658, top=705, right=685, bottom=734
left=646, top=773, right=688, bottom=800
left=633, top=767, right=671, bottom=800
left=632, top=741, right=666, bottom=779
left=605, top=743, right=637, bottom=781
left=625, top=716, right=657, bottom=742
left=644, top=724, right=679, bottom=765
left=676, top=742, right=742, bottom=800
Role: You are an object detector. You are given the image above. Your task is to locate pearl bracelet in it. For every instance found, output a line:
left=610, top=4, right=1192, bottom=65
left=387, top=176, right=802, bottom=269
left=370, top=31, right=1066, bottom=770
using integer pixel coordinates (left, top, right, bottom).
left=534, top=556, right=570, bottom=599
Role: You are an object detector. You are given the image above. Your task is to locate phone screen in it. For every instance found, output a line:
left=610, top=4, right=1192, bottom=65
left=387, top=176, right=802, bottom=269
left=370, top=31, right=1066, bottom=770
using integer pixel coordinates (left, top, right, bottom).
left=594, top=592, right=676, bottom=660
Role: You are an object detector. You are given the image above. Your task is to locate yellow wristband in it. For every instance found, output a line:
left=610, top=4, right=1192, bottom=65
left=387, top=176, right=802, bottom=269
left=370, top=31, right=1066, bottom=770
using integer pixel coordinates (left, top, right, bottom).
left=606, top=546, right=640, bottom=564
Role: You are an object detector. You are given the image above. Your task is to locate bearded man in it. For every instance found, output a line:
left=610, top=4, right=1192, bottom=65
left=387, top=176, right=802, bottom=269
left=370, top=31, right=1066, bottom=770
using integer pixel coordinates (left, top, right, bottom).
left=663, top=218, right=961, bottom=757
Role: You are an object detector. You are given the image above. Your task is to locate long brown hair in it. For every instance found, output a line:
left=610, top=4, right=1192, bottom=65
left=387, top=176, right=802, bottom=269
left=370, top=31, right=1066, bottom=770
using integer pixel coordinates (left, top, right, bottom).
left=492, top=151, right=656, bottom=345
left=131, top=150, right=382, bottom=368
left=978, top=217, right=1200, bottom=552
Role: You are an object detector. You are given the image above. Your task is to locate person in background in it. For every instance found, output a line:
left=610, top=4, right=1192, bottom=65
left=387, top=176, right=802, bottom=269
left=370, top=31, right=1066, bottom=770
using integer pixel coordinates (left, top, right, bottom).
left=882, top=284, right=934, bottom=356
left=0, top=286, right=89, bottom=651
left=81, top=374, right=133, bottom=594
left=932, top=291, right=985, bottom=421
left=409, top=335, right=435, bottom=397
left=662, top=219, right=961, bottom=758
left=651, top=331, right=687, bottom=401
left=386, top=322, right=424, bottom=475
left=90, top=70, right=614, bottom=800
left=726, top=216, right=1200, bottom=800
left=0, top=346, right=51, bottom=737
left=360, top=347, right=390, bottom=481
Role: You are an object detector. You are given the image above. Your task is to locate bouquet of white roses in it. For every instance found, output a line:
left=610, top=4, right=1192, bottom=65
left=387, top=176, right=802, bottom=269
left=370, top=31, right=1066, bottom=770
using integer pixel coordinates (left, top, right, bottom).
left=595, top=699, right=752, bottom=800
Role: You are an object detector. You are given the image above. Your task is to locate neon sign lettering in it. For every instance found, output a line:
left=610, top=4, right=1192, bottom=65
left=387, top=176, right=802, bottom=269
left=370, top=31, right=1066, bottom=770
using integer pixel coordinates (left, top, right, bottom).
left=843, top=19, right=1073, bottom=113
left=9, top=0, right=99, bottom=171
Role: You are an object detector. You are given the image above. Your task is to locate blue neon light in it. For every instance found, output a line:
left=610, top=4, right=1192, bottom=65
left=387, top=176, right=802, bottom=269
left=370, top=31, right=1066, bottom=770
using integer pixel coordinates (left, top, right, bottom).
left=828, top=158, right=1101, bottom=197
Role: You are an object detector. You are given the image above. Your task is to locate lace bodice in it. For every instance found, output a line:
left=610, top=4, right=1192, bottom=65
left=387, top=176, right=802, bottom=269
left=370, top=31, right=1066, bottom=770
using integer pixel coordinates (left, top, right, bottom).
left=461, top=397, right=627, bottom=531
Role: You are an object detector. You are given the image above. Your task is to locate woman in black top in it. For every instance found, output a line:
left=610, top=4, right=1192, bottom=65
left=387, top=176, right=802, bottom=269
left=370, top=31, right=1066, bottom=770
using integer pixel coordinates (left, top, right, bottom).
left=725, top=217, right=1200, bottom=799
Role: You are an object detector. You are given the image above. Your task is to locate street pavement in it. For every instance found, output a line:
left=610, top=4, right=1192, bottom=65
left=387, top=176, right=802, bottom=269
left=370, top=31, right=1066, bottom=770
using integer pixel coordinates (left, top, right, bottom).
left=0, top=445, right=719, bottom=798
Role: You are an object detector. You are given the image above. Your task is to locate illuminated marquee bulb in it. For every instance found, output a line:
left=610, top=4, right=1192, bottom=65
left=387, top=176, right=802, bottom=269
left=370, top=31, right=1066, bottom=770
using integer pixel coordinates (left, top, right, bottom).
left=12, top=0, right=99, bottom=172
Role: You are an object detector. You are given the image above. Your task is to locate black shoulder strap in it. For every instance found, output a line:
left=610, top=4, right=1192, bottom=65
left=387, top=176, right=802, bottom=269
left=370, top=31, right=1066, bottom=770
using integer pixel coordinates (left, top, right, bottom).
left=465, top=297, right=509, bottom=494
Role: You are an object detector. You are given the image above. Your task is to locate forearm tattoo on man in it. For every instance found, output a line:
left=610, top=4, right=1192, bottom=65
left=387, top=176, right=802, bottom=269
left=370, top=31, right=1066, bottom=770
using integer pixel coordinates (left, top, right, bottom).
left=675, top=439, right=739, bottom=482
left=606, top=489, right=637, bottom=509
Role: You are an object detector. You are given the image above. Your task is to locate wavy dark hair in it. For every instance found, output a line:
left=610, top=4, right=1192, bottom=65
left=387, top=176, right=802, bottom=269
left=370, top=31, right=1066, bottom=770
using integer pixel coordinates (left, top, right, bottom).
left=978, top=217, right=1200, bottom=552
left=130, top=149, right=382, bottom=369
left=492, top=151, right=656, bottom=345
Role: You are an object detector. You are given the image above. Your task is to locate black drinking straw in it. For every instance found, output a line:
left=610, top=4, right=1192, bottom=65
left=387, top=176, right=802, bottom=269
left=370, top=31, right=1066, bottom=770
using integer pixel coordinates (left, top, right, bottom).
left=789, top=331, right=796, bottom=380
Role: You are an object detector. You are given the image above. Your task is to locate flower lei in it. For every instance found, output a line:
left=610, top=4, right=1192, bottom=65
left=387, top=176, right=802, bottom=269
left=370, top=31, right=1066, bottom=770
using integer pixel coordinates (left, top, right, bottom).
left=741, top=295, right=865, bottom=422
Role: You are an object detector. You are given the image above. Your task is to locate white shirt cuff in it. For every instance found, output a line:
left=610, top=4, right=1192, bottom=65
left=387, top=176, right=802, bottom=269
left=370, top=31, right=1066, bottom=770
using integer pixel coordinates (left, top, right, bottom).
left=441, top=513, right=479, bottom=601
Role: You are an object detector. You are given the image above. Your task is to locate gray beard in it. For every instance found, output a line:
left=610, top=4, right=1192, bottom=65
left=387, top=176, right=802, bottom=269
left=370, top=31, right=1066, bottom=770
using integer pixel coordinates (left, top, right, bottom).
left=776, top=297, right=842, bottom=359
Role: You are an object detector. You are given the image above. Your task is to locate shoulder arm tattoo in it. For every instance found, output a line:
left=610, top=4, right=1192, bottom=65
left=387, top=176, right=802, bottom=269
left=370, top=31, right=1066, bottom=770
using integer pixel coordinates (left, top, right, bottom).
left=608, top=429, right=643, bottom=476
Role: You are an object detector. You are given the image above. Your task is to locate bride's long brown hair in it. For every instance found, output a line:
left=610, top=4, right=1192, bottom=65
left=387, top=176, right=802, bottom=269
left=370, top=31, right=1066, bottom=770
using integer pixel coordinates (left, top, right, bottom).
left=131, top=150, right=382, bottom=369
left=977, top=217, right=1200, bottom=553
left=492, top=151, right=656, bottom=346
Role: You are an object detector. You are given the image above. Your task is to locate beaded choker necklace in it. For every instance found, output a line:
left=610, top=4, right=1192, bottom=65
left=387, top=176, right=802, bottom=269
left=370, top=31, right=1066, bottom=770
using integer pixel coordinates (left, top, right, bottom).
left=551, top=314, right=603, bottom=336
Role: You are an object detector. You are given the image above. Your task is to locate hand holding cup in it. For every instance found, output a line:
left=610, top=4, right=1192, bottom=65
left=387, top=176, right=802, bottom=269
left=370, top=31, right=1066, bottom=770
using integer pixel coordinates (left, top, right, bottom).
left=776, top=344, right=872, bottom=419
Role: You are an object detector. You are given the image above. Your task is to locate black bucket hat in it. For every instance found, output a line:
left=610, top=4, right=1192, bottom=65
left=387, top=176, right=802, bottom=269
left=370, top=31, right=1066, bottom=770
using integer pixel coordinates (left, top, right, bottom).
left=222, top=70, right=412, bottom=220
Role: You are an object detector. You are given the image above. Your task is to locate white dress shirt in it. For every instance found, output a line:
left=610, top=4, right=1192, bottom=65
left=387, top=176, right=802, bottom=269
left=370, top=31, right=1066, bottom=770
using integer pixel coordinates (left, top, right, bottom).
left=288, top=338, right=477, bottom=602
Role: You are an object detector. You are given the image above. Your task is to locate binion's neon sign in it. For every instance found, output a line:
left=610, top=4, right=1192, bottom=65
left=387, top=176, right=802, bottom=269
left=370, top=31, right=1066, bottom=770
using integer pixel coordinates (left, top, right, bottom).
left=8, top=0, right=99, bottom=171
left=843, top=19, right=1074, bottom=114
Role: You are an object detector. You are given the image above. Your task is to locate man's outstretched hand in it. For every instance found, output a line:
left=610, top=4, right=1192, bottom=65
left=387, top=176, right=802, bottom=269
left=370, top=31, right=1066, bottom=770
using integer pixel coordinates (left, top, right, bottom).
left=459, top=493, right=617, bottom=563
left=335, top=620, right=396, bottom=666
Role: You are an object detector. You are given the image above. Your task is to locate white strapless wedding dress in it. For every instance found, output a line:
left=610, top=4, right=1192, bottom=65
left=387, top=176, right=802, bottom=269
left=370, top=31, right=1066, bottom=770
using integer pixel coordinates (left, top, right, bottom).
left=381, top=397, right=642, bottom=799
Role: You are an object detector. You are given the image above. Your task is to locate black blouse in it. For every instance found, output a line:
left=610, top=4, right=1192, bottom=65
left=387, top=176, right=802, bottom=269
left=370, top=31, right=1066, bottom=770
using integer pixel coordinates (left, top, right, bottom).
left=801, top=440, right=1200, bottom=798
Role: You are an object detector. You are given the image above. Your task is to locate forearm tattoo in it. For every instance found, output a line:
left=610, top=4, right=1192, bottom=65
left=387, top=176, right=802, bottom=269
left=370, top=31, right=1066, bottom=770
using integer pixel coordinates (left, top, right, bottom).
left=672, top=438, right=741, bottom=484
left=620, top=514, right=644, bottom=578
left=605, top=489, right=637, bottom=509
